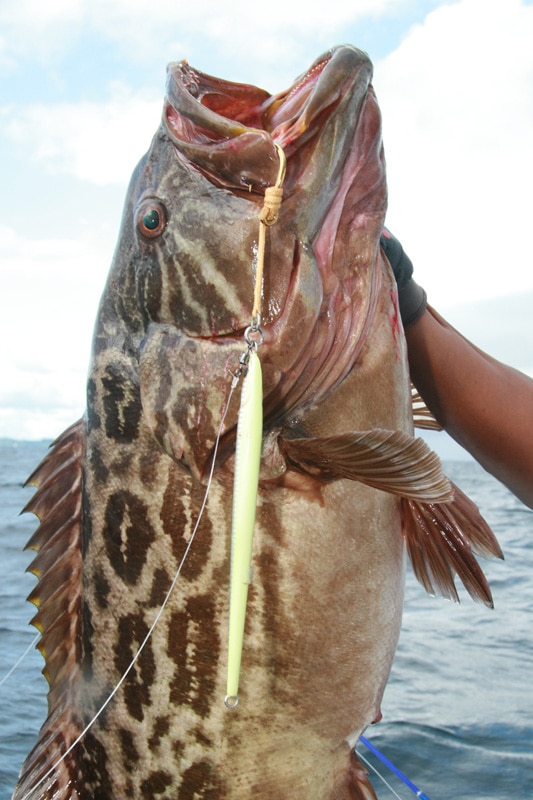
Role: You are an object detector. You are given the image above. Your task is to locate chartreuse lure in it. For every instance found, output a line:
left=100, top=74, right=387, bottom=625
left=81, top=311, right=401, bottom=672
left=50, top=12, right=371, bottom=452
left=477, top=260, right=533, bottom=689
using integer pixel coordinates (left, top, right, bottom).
left=225, top=143, right=285, bottom=709
left=224, top=349, right=263, bottom=708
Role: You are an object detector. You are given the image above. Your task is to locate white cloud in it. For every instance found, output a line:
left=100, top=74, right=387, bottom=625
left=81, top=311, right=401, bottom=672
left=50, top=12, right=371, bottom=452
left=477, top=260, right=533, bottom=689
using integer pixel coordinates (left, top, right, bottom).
left=0, top=405, right=83, bottom=441
left=2, top=0, right=400, bottom=49
left=444, top=290, right=533, bottom=378
left=0, top=0, right=85, bottom=64
left=374, top=0, right=533, bottom=306
left=4, top=84, right=161, bottom=186
left=0, top=225, right=109, bottom=438
left=0, top=0, right=405, bottom=81
left=7, top=0, right=84, bottom=22
left=2, top=0, right=533, bottom=442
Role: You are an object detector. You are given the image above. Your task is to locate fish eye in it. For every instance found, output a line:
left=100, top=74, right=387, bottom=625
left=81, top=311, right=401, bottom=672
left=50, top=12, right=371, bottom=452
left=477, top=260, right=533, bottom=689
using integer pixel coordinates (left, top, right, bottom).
left=136, top=200, right=167, bottom=239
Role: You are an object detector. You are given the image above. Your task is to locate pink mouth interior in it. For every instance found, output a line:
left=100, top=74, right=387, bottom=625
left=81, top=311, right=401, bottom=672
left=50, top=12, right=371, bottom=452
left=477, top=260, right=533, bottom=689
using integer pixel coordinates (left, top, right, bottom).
left=179, top=53, right=334, bottom=145
left=164, top=49, right=381, bottom=352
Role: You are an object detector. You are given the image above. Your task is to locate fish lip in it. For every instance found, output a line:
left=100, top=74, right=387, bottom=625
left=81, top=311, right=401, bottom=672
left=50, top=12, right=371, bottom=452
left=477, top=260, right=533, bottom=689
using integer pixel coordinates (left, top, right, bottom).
left=164, top=60, right=277, bottom=192
left=263, top=45, right=373, bottom=150
left=159, top=46, right=381, bottom=350
left=163, top=45, right=373, bottom=192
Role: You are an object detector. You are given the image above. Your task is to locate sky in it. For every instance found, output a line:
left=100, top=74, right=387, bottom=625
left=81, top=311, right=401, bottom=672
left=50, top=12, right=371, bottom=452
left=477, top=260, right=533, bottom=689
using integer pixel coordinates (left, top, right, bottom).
left=1, top=0, right=533, bottom=450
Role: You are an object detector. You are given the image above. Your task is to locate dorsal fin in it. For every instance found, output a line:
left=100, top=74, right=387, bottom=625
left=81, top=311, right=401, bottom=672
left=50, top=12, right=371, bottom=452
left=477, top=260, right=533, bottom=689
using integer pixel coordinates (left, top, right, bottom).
left=13, top=419, right=86, bottom=800
left=411, top=385, right=442, bottom=431
left=280, top=428, right=503, bottom=607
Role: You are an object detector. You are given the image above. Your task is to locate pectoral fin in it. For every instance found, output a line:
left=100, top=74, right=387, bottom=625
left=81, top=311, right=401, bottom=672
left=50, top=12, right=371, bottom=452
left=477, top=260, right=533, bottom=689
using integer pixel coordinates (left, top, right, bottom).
left=280, top=428, right=453, bottom=502
left=402, top=483, right=504, bottom=608
left=280, top=428, right=503, bottom=607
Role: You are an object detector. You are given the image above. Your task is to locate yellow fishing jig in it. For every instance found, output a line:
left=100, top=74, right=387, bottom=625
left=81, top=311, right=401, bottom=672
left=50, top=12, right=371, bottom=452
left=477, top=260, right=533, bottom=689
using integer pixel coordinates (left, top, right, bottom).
left=225, top=143, right=285, bottom=709
left=225, top=345, right=263, bottom=709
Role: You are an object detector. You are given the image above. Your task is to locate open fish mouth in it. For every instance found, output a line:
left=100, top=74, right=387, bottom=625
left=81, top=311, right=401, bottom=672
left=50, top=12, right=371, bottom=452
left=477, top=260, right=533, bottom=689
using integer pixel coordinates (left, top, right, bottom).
left=158, top=46, right=382, bottom=344
left=164, top=46, right=373, bottom=194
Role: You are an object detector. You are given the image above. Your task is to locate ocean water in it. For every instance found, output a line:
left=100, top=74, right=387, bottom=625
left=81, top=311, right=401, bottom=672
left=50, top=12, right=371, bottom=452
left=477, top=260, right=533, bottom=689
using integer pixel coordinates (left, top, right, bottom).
left=0, top=440, right=532, bottom=799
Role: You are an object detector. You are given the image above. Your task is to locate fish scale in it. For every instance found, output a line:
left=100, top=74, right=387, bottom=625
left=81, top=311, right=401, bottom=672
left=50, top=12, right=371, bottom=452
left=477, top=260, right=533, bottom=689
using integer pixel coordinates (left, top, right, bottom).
left=13, top=45, right=503, bottom=800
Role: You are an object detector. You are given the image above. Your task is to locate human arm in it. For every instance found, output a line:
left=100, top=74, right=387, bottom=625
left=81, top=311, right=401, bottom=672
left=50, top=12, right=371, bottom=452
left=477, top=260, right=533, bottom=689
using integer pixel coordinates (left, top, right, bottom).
left=382, top=229, right=533, bottom=509
left=405, top=305, right=533, bottom=509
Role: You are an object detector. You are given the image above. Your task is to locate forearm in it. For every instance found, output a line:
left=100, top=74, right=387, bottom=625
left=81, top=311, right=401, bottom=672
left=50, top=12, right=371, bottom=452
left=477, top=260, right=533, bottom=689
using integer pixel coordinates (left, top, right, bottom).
left=406, top=305, right=533, bottom=509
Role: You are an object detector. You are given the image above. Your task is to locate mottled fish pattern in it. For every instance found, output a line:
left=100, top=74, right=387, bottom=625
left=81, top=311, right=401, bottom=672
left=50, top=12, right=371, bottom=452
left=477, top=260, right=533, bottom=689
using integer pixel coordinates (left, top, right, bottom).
left=14, top=45, right=502, bottom=800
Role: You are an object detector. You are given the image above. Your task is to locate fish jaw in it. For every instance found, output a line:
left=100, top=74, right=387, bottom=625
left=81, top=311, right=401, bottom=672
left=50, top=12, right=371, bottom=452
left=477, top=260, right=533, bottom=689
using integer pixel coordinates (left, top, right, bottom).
left=164, top=46, right=374, bottom=192
left=159, top=44, right=382, bottom=331
left=112, top=47, right=384, bottom=466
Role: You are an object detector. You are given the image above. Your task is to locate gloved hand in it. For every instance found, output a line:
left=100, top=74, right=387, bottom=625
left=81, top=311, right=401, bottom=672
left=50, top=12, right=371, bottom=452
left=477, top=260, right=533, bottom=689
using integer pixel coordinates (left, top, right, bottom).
left=380, top=228, right=427, bottom=327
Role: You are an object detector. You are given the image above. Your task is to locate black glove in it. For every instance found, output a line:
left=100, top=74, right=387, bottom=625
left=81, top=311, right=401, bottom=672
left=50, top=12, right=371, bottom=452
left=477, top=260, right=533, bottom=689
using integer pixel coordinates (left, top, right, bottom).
left=380, top=228, right=427, bottom=327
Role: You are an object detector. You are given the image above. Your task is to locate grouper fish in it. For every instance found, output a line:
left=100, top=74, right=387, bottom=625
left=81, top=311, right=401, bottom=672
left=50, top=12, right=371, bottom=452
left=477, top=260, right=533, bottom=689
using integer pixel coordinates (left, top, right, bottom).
left=14, top=45, right=503, bottom=800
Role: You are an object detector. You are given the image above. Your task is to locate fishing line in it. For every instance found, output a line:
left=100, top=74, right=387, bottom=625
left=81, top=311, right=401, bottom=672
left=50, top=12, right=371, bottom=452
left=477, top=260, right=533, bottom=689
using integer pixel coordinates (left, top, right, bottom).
left=359, top=736, right=433, bottom=800
left=19, top=381, right=239, bottom=800
left=0, top=631, right=40, bottom=687
left=253, top=142, right=286, bottom=319
left=357, top=749, right=404, bottom=800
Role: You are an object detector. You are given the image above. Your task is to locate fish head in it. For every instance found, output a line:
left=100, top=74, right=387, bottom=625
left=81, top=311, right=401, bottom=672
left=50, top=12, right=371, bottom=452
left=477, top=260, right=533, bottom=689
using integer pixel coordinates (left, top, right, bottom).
left=97, top=46, right=387, bottom=472
left=113, top=45, right=384, bottom=339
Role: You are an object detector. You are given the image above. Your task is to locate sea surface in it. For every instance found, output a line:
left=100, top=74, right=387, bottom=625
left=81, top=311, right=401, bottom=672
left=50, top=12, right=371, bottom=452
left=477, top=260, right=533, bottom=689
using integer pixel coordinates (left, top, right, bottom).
left=0, top=440, right=532, bottom=799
